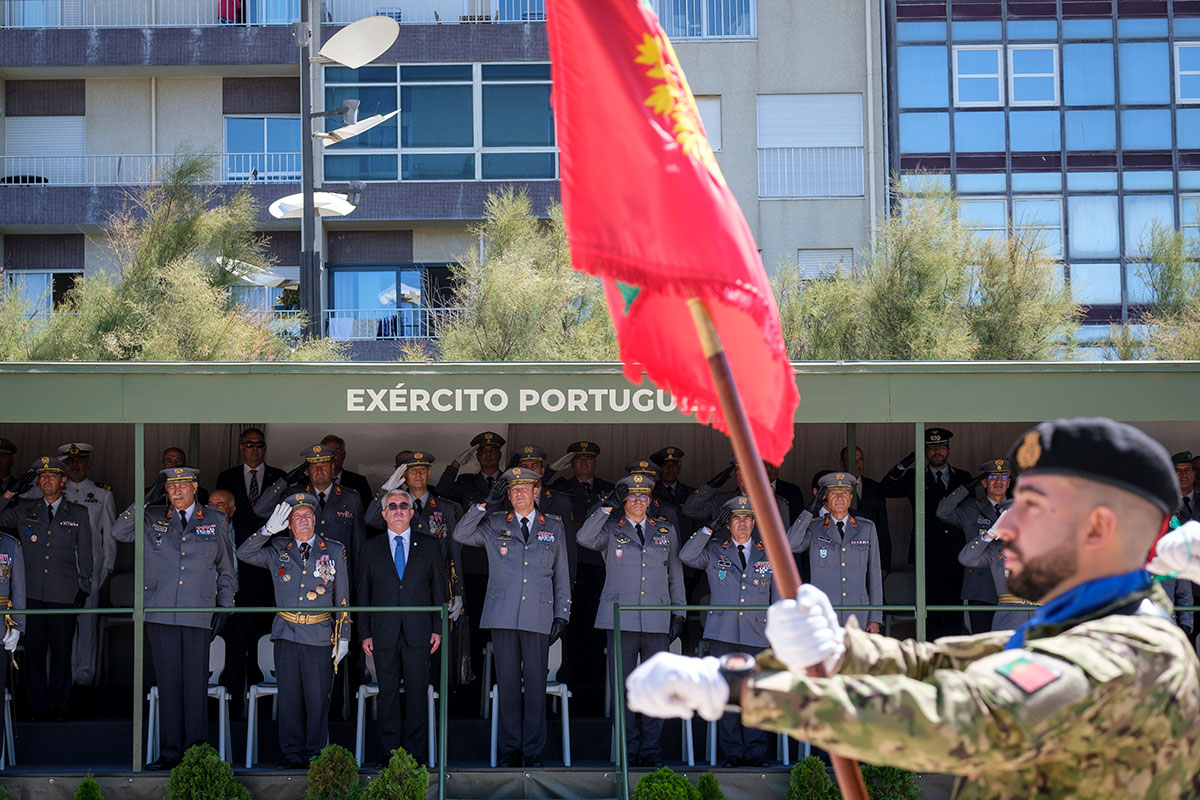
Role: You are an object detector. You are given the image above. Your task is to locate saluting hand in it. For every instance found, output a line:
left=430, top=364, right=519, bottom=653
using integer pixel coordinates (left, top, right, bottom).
left=265, top=502, right=291, bottom=534
left=548, top=452, right=575, bottom=472
left=483, top=476, right=509, bottom=508
left=451, top=445, right=477, bottom=469
left=381, top=463, right=408, bottom=492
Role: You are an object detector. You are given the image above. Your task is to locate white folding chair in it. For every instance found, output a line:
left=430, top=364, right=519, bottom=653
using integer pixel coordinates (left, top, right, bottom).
left=489, top=638, right=572, bottom=766
left=480, top=641, right=493, bottom=719
left=148, top=635, right=232, bottom=763
left=354, top=653, right=439, bottom=767
left=0, top=688, right=14, bottom=769
left=245, top=634, right=279, bottom=768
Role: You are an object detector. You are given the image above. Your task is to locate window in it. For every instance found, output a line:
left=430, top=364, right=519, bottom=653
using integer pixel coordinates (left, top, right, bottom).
left=1069, top=263, right=1122, bottom=305
left=1065, top=110, right=1116, bottom=150
left=654, top=0, right=756, bottom=39
left=1063, top=43, right=1115, bottom=106
left=897, top=47, right=950, bottom=108
left=328, top=266, right=436, bottom=339
left=954, top=46, right=1004, bottom=106
left=1178, top=108, right=1200, bottom=148
left=1121, top=109, right=1172, bottom=150
left=1181, top=194, right=1200, bottom=245
left=5, top=269, right=81, bottom=321
left=795, top=249, right=853, bottom=278
left=1123, top=195, right=1174, bottom=256
left=1008, top=46, right=1057, bottom=105
left=695, top=97, right=722, bottom=152
left=899, top=112, right=949, bottom=153
left=757, top=94, right=864, bottom=198
left=3, top=116, right=85, bottom=184
left=960, top=198, right=1007, bottom=244
left=1009, top=110, right=1061, bottom=151
left=1013, top=197, right=1063, bottom=257
left=1176, top=44, right=1200, bottom=103
left=1067, top=196, right=1120, bottom=259
left=224, top=117, right=301, bottom=182
left=953, top=111, right=1005, bottom=152
left=1119, top=42, right=1170, bottom=105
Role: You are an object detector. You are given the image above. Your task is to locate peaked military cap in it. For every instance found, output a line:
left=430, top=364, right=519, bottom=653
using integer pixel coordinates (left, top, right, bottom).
left=818, top=472, right=856, bottom=492
left=925, top=427, right=954, bottom=446
left=0, top=439, right=16, bottom=455
left=1172, top=450, right=1194, bottom=465
left=32, top=456, right=68, bottom=475
left=1009, top=417, right=1178, bottom=514
left=617, top=474, right=654, bottom=494
left=567, top=441, right=601, bottom=457
left=471, top=431, right=506, bottom=448
left=722, top=494, right=755, bottom=515
left=979, top=458, right=1012, bottom=475
left=626, top=459, right=661, bottom=477
left=160, top=465, right=200, bottom=483
left=402, top=451, right=435, bottom=469
left=301, top=444, right=336, bottom=464
left=58, top=442, right=94, bottom=458
left=284, top=492, right=319, bottom=510
left=515, top=444, right=548, bottom=463
left=649, top=446, right=685, bottom=465
left=503, top=466, right=540, bottom=486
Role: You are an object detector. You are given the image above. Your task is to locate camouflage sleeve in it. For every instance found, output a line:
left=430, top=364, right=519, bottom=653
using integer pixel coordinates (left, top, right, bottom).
left=835, top=618, right=1012, bottom=679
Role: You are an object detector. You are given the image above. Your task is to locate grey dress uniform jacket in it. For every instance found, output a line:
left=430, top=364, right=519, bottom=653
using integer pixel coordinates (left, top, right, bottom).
left=576, top=509, right=685, bottom=633
left=237, top=530, right=350, bottom=646
left=681, top=485, right=790, bottom=531
left=453, top=505, right=571, bottom=634
left=0, top=533, right=26, bottom=633
left=0, top=497, right=92, bottom=603
left=113, top=504, right=237, bottom=628
left=794, top=514, right=884, bottom=626
left=935, top=487, right=1011, bottom=604
left=680, top=530, right=777, bottom=649
left=255, top=481, right=365, bottom=583
left=957, top=534, right=1036, bottom=632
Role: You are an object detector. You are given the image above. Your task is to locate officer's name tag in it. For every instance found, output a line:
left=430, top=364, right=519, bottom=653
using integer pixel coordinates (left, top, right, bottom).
left=195, top=524, right=217, bottom=536
left=537, top=532, right=555, bottom=543
left=59, top=520, right=78, bottom=527
left=152, top=523, right=170, bottom=533
left=336, top=509, right=353, bottom=519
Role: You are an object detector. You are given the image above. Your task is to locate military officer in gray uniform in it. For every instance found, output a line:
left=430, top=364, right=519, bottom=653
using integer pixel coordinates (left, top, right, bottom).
left=255, top=445, right=366, bottom=588
left=0, top=456, right=92, bottom=721
left=937, top=458, right=1014, bottom=634
left=578, top=473, right=685, bottom=768
left=622, top=460, right=682, bottom=532
left=238, top=492, right=351, bottom=769
left=791, top=472, right=883, bottom=632
left=453, top=467, right=571, bottom=768
left=0, top=526, right=26, bottom=702
left=680, top=495, right=800, bottom=767
left=957, top=524, right=1037, bottom=633
left=113, top=466, right=237, bottom=770
left=682, top=457, right=791, bottom=532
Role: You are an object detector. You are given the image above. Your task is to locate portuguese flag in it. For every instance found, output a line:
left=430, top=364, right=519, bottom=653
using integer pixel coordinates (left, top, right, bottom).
left=546, top=0, right=799, bottom=465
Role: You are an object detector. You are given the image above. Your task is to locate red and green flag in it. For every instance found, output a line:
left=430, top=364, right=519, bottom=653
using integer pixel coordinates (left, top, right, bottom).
left=546, top=0, right=800, bottom=465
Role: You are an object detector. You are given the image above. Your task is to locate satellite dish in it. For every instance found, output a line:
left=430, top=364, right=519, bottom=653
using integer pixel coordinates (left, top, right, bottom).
left=316, top=110, right=399, bottom=145
left=269, top=191, right=357, bottom=220
left=319, top=15, right=400, bottom=70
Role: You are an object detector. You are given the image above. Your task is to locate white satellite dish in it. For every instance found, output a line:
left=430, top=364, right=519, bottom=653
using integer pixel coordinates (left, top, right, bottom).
left=316, top=109, right=399, bottom=145
left=319, top=15, right=400, bottom=70
left=269, top=191, right=357, bottom=220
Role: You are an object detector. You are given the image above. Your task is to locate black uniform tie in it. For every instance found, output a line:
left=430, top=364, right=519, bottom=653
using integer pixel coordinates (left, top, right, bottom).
left=521, top=517, right=530, bottom=543
left=46, top=502, right=55, bottom=523
left=737, top=543, right=747, bottom=570
left=836, top=520, right=845, bottom=539
left=248, top=469, right=260, bottom=503
left=318, top=491, right=327, bottom=511
left=414, top=498, right=423, bottom=516
left=936, top=470, right=947, bottom=490
left=300, top=540, right=311, bottom=565
left=178, top=509, right=187, bottom=529
left=636, top=522, right=644, bottom=547
left=1185, top=496, right=1193, bottom=517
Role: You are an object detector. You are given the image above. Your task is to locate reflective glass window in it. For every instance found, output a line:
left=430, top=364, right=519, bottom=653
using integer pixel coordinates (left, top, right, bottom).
left=1176, top=19, right=1200, bottom=37
left=899, top=172, right=951, bottom=192
left=1067, top=195, right=1120, bottom=258
left=400, top=86, right=472, bottom=148
left=954, top=111, right=1005, bottom=151
left=1117, top=18, right=1167, bottom=38
left=952, top=21, right=1002, bottom=40
left=225, top=117, right=302, bottom=182
left=401, top=153, right=475, bottom=181
left=1181, top=193, right=1200, bottom=244
left=481, top=153, right=557, bottom=179
left=1119, top=42, right=1170, bottom=104
left=325, top=86, right=398, bottom=149
left=399, top=65, right=472, bottom=82
left=482, top=85, right=554, bottom=147
left=1124, top=194, right=1174, bottom=255
left=898, top=47, right=950, bottom=107
left=1009, top=47, right=1058, bottom=105
left=960, top=198, right=1007, bottom=243
left=1069, top=263, right=1122, bottom=304
left=1014, top=197, right=1063, bottom=256
left=324, top=154, right=398, bottom=181
left=954, top=47, right=1003, bottom=105
left=1180, top=171, right=1200, bottom=190
left=1010, top=110, right=1061, bottom=151
left=1177, top=44, right=1200, bottom=103
left=1011, top=172, right=1062, bottom=191
left=1179, top=108, right=1200, bottom=147
left=898, top=112, right=950, bottom=153
left=1121, top=109, right=1172, bottom=149
left=1063, top=44, right=1115, bottom=105
left=1065, top=110, right=1116, bottom=150
left=1008, top=20, right=1057, bottom=40
left=896, top=21, right=947, bottom=41
left=325, top=66, right=396, bottom=83
left=1126, top=264, right=1155, bottom=304
left=1122, top=171, right=1173, bottom=190
left=956, top=173, right=1006, bottom=193
left=1067, top=172, right=1118, bottom=191
left=1062, top=19, right=1112, bottom=38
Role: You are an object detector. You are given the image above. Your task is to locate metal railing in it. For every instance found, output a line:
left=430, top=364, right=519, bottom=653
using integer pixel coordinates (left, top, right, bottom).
left=325, top=307, right=465, bottom=340
left=651, top=0, right=756, bottom=39
left=1, top=0, right=302, bottom=27
left=758, top=146, right=865, bottom=198
left=0, top=154, right=302, bottom=186
left=324, top=0, right=544, bottom=24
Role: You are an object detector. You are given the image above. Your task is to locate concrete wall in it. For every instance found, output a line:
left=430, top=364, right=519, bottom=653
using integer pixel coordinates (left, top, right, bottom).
left=86, top=78, right=152, bottom=154
left=155, top=77, right=222, bottom=155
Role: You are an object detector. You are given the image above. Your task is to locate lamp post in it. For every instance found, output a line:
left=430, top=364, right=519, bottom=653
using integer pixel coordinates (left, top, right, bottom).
left=297, top=0, right=320, bottom=338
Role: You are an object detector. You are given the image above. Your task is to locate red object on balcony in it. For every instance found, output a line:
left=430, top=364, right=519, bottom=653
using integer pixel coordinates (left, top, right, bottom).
left=219, top=0, right=244, bottom=23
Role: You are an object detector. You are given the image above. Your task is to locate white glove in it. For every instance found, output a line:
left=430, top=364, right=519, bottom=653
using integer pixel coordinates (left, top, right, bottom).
left=980, top=526, right=997, bottom=542
left=453, top=446, right=477, bottom=467
left=265, top=502, right=291, bottom=534
left=333, top=639, right=349, bottom=666
left=1148, top=520, right=1200, bottom=583
left=448, top=596, right=464, bottom=621
left=766, top=585, right=846, bottom=675
left=382, top=463, right=408, bottom=492
left=626, top=653, right=728, bottom=722
left=549, top=452, right=575, bottom=471
left=2, top=628, right=18, bottom=652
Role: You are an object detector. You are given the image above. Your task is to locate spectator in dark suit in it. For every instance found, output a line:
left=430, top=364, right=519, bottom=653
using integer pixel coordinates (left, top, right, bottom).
left=321, top=434, right=372, bottom=513
left=840, top=446, right=892, bottom=576
left=765, top=461, right=806, bottom=523
left=358, top=489, right=446, bottom=767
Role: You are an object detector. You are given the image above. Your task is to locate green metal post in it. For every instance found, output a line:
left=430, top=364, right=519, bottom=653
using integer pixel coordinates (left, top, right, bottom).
left=914, top=422, right=926, bottom=641
left=133, top=423, right=145, bottom=772
left=613, top=603, right=628, bottom=800
left=439, top=605, right=448, bottom=800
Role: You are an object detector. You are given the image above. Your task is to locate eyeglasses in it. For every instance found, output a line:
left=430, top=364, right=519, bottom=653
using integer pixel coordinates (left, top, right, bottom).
left=987, top=474, right=1009, bottom=481
left=241, top=442, right=266, bottom=449
left=384, top=502, right=411, bottom=511
left=626, top=495, right=651, bottom=503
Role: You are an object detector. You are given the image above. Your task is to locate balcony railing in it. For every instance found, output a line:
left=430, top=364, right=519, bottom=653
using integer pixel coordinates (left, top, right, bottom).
left=1, top=0, right=302, bottom=27
left=758, top=146, right=865, bottom=199
left=325, top=307, right=464, bottom=340
left=0, top=154, right=302, bottom=186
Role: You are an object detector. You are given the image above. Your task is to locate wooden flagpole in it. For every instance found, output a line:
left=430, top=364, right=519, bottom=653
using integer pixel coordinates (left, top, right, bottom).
left=687, top=298, right=868, bottom=800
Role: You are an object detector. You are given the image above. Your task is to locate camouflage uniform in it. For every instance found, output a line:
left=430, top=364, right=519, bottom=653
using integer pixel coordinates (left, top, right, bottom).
left=741, top=583, right=1200, bottom=799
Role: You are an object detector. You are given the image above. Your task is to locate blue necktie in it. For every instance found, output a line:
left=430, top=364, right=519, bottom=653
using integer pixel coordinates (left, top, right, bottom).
left=394, top=536, right=406, bottom=581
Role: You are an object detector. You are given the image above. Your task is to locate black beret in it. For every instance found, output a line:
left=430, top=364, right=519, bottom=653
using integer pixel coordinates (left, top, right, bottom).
left=1009, top=418, right=1178, bottom=514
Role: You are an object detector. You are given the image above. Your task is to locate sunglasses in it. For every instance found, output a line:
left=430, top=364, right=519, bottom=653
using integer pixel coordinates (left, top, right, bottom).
left=241, top=442, right=266, bottom=449
left=384, top=502, right=411, bottom=511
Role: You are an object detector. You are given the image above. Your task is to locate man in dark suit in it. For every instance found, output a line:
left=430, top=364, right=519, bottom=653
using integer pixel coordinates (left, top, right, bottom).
left=840, top=446, right=892, bottom=575
left=879, top=427, right=972, bottom=638
left=358, top=489, right=446, bottom=767
left=765, top=460, right=806, bottom=524
left=215, top=427, right=285, bottom=718
left=322, top=435, right=372, bottom=513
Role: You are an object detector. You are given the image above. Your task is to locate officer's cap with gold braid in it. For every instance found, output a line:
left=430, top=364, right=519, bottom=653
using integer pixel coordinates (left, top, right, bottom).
left=502, top=466, right=540, bottom=486
left=301, top=444, right=335, bottom=464
left=721, top=494, right=755, bottom=516
left=401, top=451, right=435, bottom=469
left=978, top=458, right=1012, bottom=476
left=515, top=444, right=548, bottom=463
left=616, top=474, right=654, bottom=495
left=567, top=441, right=601, bottom=457
left=817, top=472, right=856, bottom=493
left=159, top=466, right=199, bottom=483
left=470, top=431, right=506, bottom=448
left=32, top=456, right=68, bottom=475
left=925, top=427, right=954, bottom=446
left=57, top=442, right=94, bottom=459
left=0, top=438, right=17, bottom=456
left=284, top=492, right=319, bottom=510
left=1009, top=417, right=1178, bottom=514
left=625, top=459, right=661, bottom=478
left=649, top=446, right=684, bottom=465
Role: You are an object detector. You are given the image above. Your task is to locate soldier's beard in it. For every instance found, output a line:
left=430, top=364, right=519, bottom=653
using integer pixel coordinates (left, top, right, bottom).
left=1006, top=535, right=1079, bottom=602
